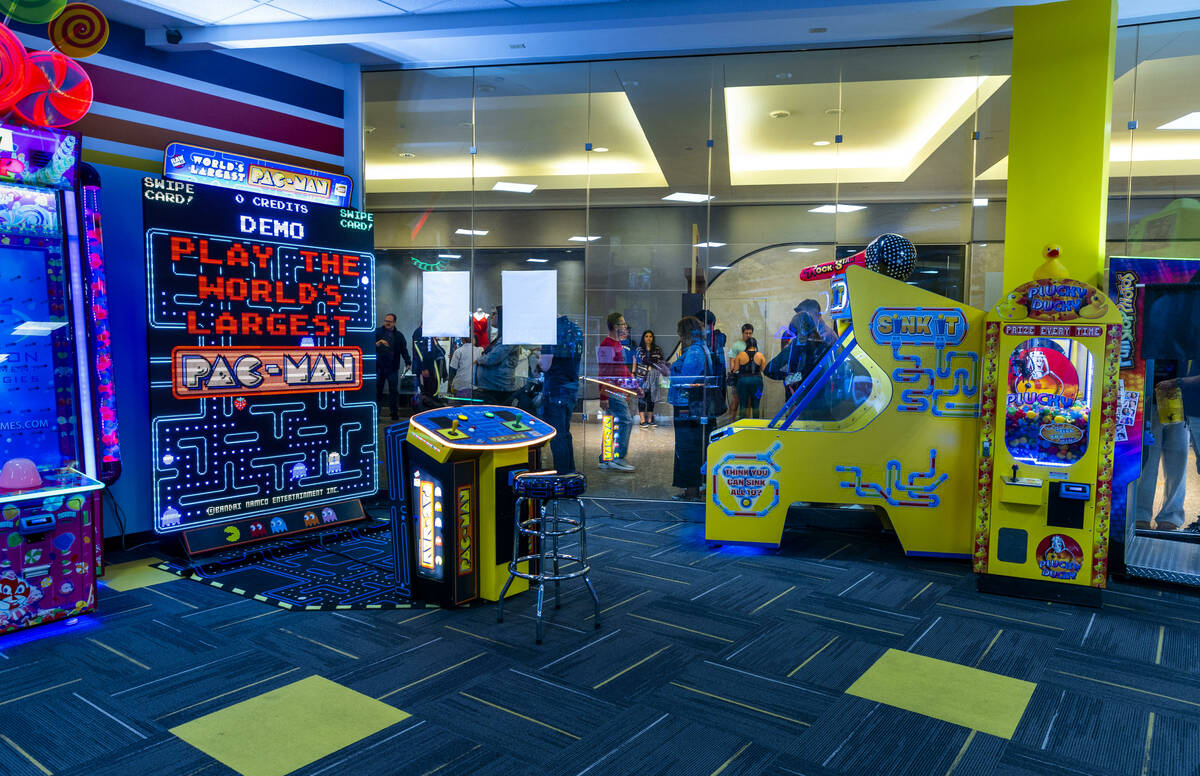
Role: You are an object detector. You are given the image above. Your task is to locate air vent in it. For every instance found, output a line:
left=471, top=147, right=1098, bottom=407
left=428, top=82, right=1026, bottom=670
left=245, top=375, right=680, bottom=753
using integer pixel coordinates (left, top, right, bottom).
left=29, top=149, right=51, bottom=168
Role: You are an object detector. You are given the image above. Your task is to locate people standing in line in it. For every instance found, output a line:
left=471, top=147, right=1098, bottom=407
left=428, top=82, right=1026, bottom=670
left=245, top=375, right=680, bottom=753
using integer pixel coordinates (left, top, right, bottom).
left=597, top=311, right=640, bottom=472
left=448, top=333, right=483, bottom=399
left=474, top=305, right=521, bottom=405
left=541, top=315, right=584, bottom=473
left=732, top=337, right=767, bottom=419
left=768, top=298, right=834, bottom=402
left=374, top=313, right=411, bottom=421
left=727, top=323, right=754, bottom=417
left=669, top=315, right=714, bottom=500
left=693, top=309, right=727, bottom=439
left=636, top=329, right=666, bottom=427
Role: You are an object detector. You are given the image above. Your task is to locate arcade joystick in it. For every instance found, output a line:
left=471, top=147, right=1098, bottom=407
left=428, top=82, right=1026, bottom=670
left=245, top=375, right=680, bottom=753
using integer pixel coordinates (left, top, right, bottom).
left=1011, top=465, right=1019, bottom=484
left=0, top=458, right=42, bottom=490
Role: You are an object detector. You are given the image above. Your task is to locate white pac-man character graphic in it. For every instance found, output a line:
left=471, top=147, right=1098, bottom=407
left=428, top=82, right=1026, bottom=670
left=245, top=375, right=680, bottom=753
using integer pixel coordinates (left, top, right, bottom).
left=327, top=452, right=342, bottom=475
left=291, top=462, right=308, bottom=481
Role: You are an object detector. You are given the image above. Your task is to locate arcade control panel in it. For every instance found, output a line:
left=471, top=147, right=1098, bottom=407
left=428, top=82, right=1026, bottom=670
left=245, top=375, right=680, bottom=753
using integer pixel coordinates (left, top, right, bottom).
left=409, top=406, right=556, bottom=450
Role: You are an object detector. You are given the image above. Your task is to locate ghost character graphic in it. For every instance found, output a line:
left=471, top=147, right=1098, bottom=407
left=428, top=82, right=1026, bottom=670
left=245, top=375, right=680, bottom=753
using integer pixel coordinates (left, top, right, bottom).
left=290, top=463, right=308, bottom=481
left=327, top=452, right=342, bottom=475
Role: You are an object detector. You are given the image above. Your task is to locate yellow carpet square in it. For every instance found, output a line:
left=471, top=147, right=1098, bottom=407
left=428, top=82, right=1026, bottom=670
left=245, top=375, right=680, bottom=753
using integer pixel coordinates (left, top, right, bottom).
left=103, top=558, right=181, bottom=591
left=170, top=675, right=411, bottom=776
left=846, top=648, right=1035, bottom=739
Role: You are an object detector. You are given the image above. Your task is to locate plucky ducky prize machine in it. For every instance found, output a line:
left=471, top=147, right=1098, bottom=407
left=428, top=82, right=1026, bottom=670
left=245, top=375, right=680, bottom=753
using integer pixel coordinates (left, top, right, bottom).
left=706, top=234, right=986, bottom=558
left=974, top=248, right=1121, bottom=604
left=385, top=405, right=555, bottom=607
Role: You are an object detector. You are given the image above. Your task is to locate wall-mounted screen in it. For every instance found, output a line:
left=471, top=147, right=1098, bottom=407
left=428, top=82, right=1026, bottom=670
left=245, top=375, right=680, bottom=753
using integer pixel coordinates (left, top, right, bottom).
left=143, top=178, right=377, bottom=533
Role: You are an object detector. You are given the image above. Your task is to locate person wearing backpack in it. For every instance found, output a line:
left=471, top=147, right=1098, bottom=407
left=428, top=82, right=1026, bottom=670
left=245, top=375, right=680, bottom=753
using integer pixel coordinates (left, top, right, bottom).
left=540, top=315, right=583, bottom=473
left=732, top=337, right=767, bottom=419
left=669, top=316, right=714, bottom=501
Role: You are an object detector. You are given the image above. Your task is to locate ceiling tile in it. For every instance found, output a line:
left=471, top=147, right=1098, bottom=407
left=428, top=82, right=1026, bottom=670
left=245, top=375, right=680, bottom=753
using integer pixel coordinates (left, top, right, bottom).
left=217, top=3, right=308, bottom=23
left=271, top=0, right=409, bottom=18
left=411, top=0, right=517, bottom=13
left=129, top=0, right=265, bottom=23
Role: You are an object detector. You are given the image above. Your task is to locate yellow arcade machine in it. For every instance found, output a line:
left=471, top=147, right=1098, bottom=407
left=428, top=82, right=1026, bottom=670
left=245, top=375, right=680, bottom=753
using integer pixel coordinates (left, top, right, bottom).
left=973, top=258, right=1121, bottom=605
left=385, top=405, right=554, bottom=607
left=706, top=234, right=986, bottom=558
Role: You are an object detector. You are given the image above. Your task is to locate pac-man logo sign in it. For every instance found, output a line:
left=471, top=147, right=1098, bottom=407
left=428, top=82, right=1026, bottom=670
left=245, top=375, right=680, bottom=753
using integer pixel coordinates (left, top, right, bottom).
left=869, top=307, right=967, bottom=347
left=171, top=346, right=361, bottom=399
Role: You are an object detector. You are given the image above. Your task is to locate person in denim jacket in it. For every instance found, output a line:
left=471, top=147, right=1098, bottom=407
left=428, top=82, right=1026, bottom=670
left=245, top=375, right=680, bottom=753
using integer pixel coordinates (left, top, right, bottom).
left=473, top=306, right=521, bottom=405
left=670, top=315, right=714, bottom=500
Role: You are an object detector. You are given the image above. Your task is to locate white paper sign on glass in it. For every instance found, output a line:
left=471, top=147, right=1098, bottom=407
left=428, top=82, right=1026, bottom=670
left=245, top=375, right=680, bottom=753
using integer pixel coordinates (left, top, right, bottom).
left=421, top=271, right=470, bottom=337
left=501, top=270, right=558, bottom=344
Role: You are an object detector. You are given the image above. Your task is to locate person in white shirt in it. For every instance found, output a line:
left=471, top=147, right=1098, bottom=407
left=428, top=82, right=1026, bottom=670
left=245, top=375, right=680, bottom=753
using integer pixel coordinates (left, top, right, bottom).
left=448, top=335, right=483, bottom=398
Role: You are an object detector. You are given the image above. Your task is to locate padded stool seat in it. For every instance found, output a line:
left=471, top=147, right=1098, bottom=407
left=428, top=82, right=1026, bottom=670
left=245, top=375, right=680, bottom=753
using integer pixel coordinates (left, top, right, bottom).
left=512, top=471, right=587, bottom=499
left=498, top=470, right=600, bottom=643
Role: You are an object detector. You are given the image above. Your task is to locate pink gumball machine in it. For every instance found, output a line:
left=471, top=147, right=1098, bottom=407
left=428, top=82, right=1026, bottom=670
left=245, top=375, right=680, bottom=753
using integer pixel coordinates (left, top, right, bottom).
left=0, top=122, right=119, bottom=637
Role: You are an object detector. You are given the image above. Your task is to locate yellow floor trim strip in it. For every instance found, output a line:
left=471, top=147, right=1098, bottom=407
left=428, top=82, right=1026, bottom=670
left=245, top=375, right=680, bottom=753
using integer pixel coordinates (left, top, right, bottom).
left=910, top=581, right=934, bottom=602
left=590, top=534, right=656, bottom=547
left=459, top=691, right=580, bottom=740
left=585, top=590, right=649, bottom=620
left=398, top=609, right=439, bottom=624
left=750, top=586, right=795, bottom=614
left=143, top=585, right=200, bottom=609
left=628, top=613, right=733, bottom=643
left=278, top=628, right=359, bottom=660
left=594, top=646, right=670, bottom=689
left=171, top=676, right=410, bottom=776
left=157, top=667, right=302, bottom=721
left=944, top=729, right=976, bottom=776
left=214, top=609, right=283, bottom=630
left=0, top=733, right=52, bottom=776
left=1055, top=670, right=1200, bottom=709
left=975, top=629, right=1004, bottom=667
left=711, top=741, right=752, bottom=776
left=821, top=543, right=851, bottom=561
left=669, top=682, right=809, bottom=726
left=443, top=625, right=515, bottom=648
left=847, top=649, right=1035, bottom=739
left=1155, top=627, right=1164, bottom=666
left=379, top=653, right=486, bottom=699
left=0, top=678, right=82, bottom=707
left=1140, top=712, right=1155, bottom=776
left=934, top=603, right=1063, bottom=631
left=608, top=567, right=690, bottom=585
left=87, top=638, right=151, bottom=671
left=789, top=636, right=839, bottom=678
left=787, top=609, right=904, bottom=636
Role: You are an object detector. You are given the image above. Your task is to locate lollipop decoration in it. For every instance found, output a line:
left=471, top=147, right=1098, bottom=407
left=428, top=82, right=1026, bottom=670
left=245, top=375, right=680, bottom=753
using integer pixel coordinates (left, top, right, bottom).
left=0, top=22, right=26, bottom=111
left=1, top=0, right=66, bottom=24
left=12, top=51, right=92, bottom=128
left=48, top=3, right=107, bottom=58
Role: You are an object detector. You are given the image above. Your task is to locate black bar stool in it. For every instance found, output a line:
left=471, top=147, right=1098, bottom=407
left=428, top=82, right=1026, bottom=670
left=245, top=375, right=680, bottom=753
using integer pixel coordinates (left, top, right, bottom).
left=497, top=471, right=600, bottom=643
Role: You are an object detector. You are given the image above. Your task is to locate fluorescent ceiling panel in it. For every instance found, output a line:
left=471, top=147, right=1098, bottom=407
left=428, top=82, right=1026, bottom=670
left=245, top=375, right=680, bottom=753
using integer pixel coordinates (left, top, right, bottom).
left=492, top=181, right=538, bottom=193
left=366, top=91, right=667, bottom=192
left=663, top=192, right=714, bottom=202
left=979, top=55, right=1200, bottom=180
left=1158, top=112, right=1200, bottom=130
left=725, top=75, right=1007, bottom=185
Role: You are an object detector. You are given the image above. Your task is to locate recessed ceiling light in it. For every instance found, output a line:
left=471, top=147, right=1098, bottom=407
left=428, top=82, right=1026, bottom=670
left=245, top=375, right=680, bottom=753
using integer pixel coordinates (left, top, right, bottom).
left=526, top=258, right=548, bottom=263
left=809, top=204, right=866, bottom=213
left=812, top=140, right=831, bottom=147
left=493, top=181, right=537, bottom=193
left=694, top=242, right=726, bottom=248
left=1157, top=112, right=1200, bottom=130
left=920, top=270, right=939, bottom=274
left=980, top=243, right=988, bottom=247
left=438, top=254, right=461, bottom=259
left=769, top=110, right=791, bottom=119
left=973, top=197, right=988, bottom=206
left=708, top=265, right=732, bottom=270
left=455, top=228, right=488, bottom=236
left=364, top=125, right=376, bottom=134
left=788, top=247, right=818, bottom=253
left=568, top=235, right=601, bottom=242
left=397, top=152, right=416, bottom=158
left=775, top=72, right=792, bottom=79
left=663, top=192, right=715, bottom=203
left=592, top=146, right=609, bottom=153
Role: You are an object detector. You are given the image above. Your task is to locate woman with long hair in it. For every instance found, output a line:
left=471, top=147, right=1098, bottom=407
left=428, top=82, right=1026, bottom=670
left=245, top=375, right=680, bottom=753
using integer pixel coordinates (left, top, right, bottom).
left=668, top=316, right=712, bottom=501
left=636, top=329, right=665, bottom=426
left=732, top=336, right=767, bottom=418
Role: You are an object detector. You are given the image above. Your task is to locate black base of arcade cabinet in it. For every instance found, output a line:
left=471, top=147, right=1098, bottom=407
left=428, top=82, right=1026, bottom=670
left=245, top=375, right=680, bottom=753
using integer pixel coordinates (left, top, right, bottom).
left=977, top=573, right=1102, bottom=608
left=165, top=500, right=368, bottom=558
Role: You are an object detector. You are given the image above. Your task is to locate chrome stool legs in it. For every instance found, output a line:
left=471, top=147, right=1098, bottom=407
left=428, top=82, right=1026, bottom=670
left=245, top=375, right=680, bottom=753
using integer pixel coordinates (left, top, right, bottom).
left=497, top=495, right=600, bottom=644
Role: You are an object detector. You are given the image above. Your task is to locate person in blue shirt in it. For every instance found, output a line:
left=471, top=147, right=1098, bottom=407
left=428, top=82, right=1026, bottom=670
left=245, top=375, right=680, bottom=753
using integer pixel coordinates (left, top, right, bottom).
left=540, top=315, right=583, bottom=472
left=669, top=315, right=714, bottom=500
left=474, top=305, right=520, bottom=405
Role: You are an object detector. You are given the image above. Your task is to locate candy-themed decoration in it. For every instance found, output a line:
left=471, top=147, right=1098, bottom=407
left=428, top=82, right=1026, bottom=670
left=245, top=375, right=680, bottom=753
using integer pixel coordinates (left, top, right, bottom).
left=0, top=0, right=66, bottom=24
left=48, top=3, right=108, bottom=58
left=0, top=23, right=26, bottom=110
left=12, top=51, right=93, bottom=128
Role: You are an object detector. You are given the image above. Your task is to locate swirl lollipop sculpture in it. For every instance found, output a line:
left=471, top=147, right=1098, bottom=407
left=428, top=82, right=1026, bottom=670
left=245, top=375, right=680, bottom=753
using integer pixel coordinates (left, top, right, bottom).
left=0, top=2, right=107, bottom=127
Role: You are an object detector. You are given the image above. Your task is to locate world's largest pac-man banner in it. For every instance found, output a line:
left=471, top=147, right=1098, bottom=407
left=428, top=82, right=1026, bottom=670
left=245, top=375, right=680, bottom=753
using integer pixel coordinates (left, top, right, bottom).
left=143, top=176, right=376, bottom=534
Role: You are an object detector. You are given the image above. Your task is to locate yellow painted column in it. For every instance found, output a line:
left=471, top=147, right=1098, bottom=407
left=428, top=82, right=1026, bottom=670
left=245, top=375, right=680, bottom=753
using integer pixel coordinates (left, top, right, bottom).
left=1003, top=0, right=1117, bottom=288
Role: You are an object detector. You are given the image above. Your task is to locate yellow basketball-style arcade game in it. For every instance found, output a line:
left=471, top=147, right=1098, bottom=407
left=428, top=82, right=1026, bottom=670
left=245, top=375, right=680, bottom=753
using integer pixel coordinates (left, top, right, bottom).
left=973, top=275, right=1121, bottom=604
left=385, top=405, right=554, bottom=606
left=706, top=236, right=986, bottom=558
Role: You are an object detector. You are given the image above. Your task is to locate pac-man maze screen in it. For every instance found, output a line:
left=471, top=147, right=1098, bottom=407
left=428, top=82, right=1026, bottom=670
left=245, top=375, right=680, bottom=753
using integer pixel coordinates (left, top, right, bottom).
left=143, top=178, right=377, bottom=534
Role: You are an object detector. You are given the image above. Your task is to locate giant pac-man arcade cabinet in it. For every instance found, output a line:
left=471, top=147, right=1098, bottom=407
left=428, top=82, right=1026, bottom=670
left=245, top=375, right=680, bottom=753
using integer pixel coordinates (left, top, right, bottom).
left=973, top=269, right=1121, bottom=604
left=706, top=236, right=986, bottom=558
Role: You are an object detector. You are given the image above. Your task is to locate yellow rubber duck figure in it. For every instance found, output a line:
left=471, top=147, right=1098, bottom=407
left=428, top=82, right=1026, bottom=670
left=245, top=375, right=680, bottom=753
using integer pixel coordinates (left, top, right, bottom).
left=1033, top=244, right=1070, bottom=281
left=995, top=290, right=1028, bottom=319
left=1078, top=290, right=1108, bottom=319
